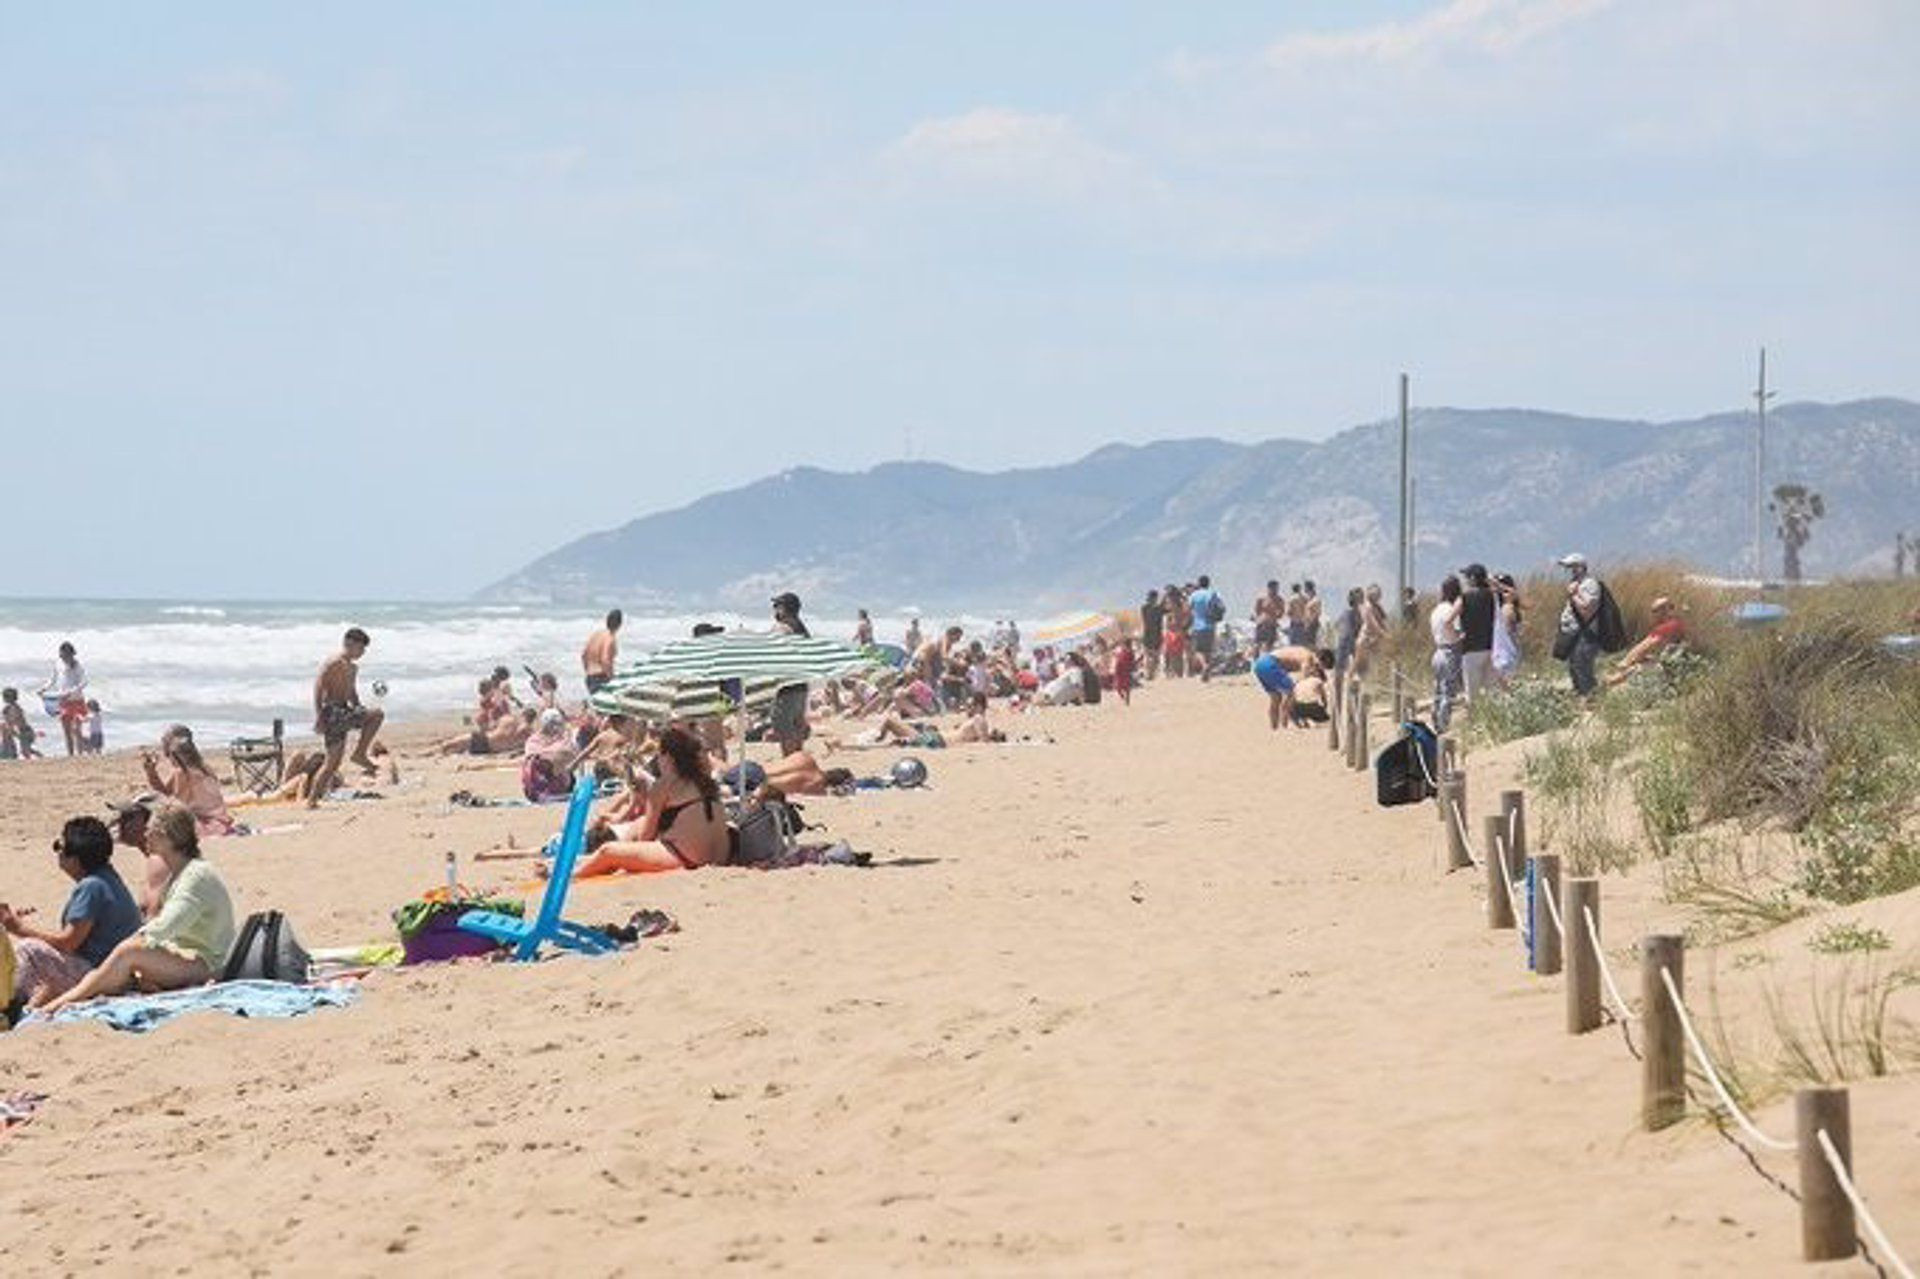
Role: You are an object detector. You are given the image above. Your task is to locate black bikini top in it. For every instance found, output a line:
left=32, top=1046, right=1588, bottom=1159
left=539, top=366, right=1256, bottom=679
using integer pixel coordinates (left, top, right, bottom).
left=657, top=793, right=716, bottom=835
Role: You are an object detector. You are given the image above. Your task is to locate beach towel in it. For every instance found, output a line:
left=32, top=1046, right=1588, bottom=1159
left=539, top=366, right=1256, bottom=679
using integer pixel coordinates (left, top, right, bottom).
left=23, top=979, right=358, bottom=1034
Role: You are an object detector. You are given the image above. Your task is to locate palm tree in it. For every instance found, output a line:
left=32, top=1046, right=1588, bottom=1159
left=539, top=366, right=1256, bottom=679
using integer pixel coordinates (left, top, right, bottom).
left=1769, top=484, right=1825, bottom=583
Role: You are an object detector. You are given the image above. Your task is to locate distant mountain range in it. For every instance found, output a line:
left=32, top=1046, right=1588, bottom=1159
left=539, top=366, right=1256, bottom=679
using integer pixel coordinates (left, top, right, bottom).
left=481, top=399, right=1920, bottom=613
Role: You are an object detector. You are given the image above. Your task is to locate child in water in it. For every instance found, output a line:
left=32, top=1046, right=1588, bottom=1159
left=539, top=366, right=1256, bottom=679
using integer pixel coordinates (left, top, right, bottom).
left=82, top=699, right=104, bottom=754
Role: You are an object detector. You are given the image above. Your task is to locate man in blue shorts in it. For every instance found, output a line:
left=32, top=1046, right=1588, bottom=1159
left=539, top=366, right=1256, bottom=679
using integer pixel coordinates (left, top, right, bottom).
left=1253, top=651, right=1295, bottom=730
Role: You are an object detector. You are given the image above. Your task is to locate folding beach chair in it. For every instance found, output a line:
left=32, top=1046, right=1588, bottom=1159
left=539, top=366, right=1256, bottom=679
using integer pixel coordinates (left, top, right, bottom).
left=456, top=776, right=618, bottom=961
left=230, top=719, right=286, bottom=794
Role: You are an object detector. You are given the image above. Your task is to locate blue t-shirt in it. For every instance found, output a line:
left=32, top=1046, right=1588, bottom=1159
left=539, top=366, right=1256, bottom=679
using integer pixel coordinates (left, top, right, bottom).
left=63, top=865, right=142, bottom=967
left=1188, top=589, right=1222, bottom=634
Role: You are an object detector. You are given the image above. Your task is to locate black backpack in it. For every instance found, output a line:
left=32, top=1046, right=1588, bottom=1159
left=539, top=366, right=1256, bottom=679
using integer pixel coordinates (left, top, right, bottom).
left=1595, top=582, right=1629, bottom=653
left=1376, top=721, right=1439, bottom=807
left=221, top=910, right=312, bottom=983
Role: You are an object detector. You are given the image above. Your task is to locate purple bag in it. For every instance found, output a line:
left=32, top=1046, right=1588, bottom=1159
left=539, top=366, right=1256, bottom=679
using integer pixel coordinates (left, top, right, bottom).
left=401, top=907, right=506, bottom=964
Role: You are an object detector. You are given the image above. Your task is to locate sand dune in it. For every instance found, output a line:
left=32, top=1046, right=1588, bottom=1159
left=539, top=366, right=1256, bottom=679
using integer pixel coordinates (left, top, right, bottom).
left=2, top=681, right=1915, bottom=1274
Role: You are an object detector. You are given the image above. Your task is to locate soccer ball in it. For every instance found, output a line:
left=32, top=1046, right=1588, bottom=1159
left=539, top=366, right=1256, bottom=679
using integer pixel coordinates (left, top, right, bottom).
left=371, top=680, right=389, bottom=698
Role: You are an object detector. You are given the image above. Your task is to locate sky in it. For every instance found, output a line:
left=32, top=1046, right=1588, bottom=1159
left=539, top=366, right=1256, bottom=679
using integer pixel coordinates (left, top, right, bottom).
left=3, top=1, right=1916, bottom=600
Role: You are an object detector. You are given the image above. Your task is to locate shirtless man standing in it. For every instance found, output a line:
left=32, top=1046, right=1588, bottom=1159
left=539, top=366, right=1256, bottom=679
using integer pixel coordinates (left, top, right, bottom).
left=582, top=609, right=623, bottom=695
left=309, top=627, right=384, bottom=808
left=1253, top=581, right=1284, bottom=653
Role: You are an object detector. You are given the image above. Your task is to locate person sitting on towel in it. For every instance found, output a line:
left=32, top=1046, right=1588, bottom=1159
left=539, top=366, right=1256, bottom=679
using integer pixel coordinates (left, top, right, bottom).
left=41, top=805, right=235, bottom=1013
left=1, top=816, right=142, bottom=1011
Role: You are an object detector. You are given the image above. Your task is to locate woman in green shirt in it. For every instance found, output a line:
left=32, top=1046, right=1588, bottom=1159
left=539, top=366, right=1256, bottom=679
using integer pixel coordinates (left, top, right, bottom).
left=41, top=806, right=235, bottom=1013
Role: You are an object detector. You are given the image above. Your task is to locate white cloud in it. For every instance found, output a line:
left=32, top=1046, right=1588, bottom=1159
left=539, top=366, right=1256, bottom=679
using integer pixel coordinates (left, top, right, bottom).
left=886, top=108, right=1129, bottom=192
left=1263, top=0, right=1614, bottom=67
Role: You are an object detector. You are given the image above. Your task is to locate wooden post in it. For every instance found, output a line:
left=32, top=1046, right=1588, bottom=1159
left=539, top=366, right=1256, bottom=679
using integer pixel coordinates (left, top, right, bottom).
left=1533, top=853, right=1562, bottom=975
left=1499, top=789, right=1526, bottom=884
left=1796, top=1087, right=1856, bottom=1263
left=1641, top=934, right=1686, bottom=1131
left=1351, top=693, right=1371, bottom=772
left=1327, top=670, right=1343, bottom=752
left=1441, top=772, right=1471, bottom=871
left=1343, top=679, right=1361, bottom=768
left=1484, top=815, right=1513, bottom=928
left=1565, top=877, right=1601, bottom=1033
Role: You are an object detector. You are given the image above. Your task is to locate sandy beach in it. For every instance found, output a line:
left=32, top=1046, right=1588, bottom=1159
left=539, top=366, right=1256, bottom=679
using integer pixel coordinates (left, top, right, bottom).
left=3, top=680, right=1916, bottom=1275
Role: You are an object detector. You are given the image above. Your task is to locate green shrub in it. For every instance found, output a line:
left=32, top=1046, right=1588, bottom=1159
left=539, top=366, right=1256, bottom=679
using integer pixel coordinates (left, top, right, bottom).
left=1807, top=922, right=1893, bottom=955
left=1796, top=758, right=1920, bottom=905
left=1677, top=614, right=1913, bottom=829
left=1633, top=733, right=1693, bottom=859
left=1465, top=677, right=1581, bottom=745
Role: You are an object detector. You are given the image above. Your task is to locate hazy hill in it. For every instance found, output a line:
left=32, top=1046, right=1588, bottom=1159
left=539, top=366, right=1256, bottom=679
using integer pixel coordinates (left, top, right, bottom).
left=483, top=399, right=1920, bottom=612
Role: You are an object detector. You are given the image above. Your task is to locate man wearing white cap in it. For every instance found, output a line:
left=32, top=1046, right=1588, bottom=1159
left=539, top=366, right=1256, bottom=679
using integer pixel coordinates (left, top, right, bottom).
left=1554, top=552, right=1603, bottom=695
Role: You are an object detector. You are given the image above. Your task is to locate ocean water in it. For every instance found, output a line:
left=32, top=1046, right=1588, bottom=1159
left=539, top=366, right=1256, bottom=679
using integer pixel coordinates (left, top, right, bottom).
left=0, top=599, right=1013, bottom=748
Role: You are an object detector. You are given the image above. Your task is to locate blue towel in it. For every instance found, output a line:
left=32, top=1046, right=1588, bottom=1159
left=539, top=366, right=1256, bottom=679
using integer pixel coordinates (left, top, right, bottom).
left=26, top=980, right=358, bottom=1034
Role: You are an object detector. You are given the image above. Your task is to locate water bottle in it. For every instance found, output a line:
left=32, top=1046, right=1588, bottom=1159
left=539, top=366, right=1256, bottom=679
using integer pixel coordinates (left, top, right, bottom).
left=444, top=850, right=458, bottom=893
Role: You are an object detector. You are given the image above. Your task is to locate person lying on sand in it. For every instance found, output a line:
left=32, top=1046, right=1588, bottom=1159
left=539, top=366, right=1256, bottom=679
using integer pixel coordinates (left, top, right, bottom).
left=757, top=751, right=854, bottom=797
left=556, top=727, right=730, bottom=876
left=822, top=714, right=944, bottom=750
left=140, top=725, right=235, bottom=835
left=41, top=806, right=235, bottom=1014
left=1, top=816, right=142, bottom=1011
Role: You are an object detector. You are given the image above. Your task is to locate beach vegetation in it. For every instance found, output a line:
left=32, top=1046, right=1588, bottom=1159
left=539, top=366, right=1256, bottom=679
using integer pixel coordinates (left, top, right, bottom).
left=1665, top=831, right=1806, bottom=942
left=1462, top=677, right=1580, bottom=746
left=1763, top=960, right=1920, bottom=1087
left=1806, top=921, right=1892, bottom=956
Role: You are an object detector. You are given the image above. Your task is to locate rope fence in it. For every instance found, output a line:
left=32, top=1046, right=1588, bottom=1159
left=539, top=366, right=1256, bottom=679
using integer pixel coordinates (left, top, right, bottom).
left=1584, top=904, right=1640, bottom=1025
left=1658, top=966, right=1795, bottom=1152
left=1818, top=1129, right=1917, bottom=1279
left=1331, top=702, right=1911, bottom=1276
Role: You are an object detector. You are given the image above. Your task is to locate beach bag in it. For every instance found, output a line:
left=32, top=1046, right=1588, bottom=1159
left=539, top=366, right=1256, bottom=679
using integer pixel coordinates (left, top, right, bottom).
left=1206, top=593, right=1226, bottom=624
left=393, top=893, right=524, bottom=964
left=733, top=802, right=794, bottom=860
left=221, top=910, right=313, bottom=983
left=1595, top=582, right=1628, bottom=653
left=1375, top=722, right=1439, bottom=808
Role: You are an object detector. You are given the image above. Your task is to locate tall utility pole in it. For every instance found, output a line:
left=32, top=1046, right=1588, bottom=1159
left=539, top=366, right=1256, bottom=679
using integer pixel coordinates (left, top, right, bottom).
left=1396, top=373, right=1410, bottom=615
left=1752, top=348, right=1775, bottom=585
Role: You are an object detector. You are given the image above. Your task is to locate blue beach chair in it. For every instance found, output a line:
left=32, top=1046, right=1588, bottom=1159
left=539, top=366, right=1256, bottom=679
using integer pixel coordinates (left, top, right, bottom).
left=457, top=776, right=618, bottom=961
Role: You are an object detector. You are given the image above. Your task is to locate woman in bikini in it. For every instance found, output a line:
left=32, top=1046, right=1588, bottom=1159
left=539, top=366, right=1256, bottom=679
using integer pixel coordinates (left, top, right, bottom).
left=567, top=726, right=729, bottom=875
left=141, top=726, right=235, bottom=835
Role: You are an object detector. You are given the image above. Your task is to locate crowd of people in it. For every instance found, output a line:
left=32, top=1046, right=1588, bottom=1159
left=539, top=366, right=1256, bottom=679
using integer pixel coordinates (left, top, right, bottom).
left=3, top=559, right=1704, bottom=1020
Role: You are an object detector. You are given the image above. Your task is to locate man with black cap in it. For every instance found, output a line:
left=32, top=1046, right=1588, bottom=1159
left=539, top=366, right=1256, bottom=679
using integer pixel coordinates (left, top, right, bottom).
left=771, top=591, right=809, bottom=638
left=770, top=592, right=811, bottom=754
left=1457, top=563, right=1497, bottom=711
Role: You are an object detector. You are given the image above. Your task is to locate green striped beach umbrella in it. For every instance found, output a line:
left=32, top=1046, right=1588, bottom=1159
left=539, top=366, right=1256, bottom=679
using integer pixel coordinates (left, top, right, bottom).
left=588, top=631, right=881, bottom=725
left=611, top=631, right=879, bottom=685
left=586, top=672, right=787, bottom=723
